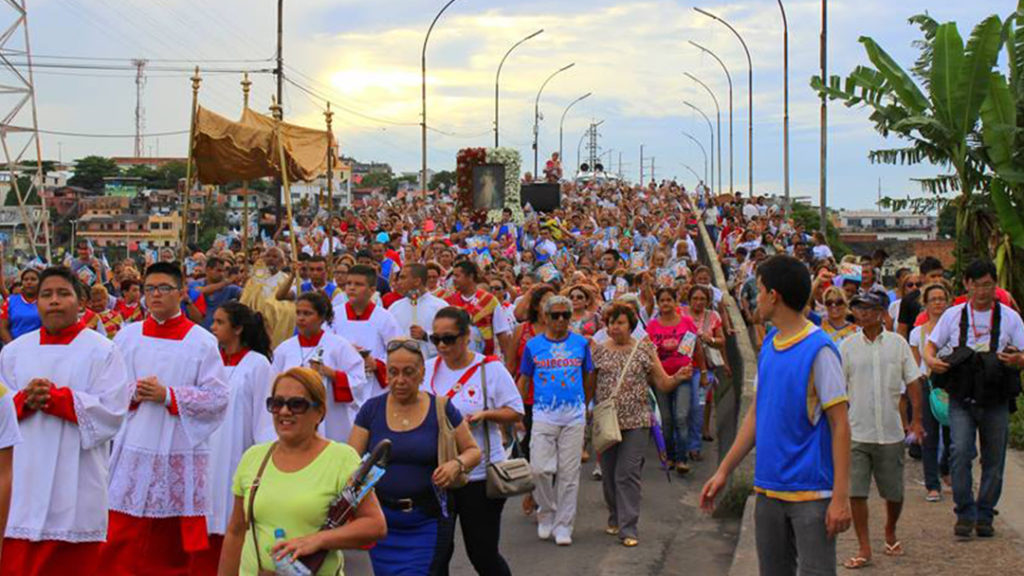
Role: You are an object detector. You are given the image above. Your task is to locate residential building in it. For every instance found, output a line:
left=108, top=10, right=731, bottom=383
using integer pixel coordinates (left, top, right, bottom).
left=837, top=210, right=936, bottom=242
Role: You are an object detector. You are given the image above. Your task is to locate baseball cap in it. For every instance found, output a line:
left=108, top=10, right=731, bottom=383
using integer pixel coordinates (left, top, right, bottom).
left=850, top=291, right=888, bottom=309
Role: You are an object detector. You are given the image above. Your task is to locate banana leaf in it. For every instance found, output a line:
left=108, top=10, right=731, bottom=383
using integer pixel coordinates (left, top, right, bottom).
left=991, top=178, right=1024, bottom=249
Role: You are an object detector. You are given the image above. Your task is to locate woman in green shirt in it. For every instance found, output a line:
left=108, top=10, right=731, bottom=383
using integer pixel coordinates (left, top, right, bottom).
left=218, top=367, right=387, bottom=575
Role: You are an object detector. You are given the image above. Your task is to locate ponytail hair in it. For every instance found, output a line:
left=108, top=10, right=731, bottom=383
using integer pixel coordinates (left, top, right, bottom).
left=219, top=301, right=273, bottom=362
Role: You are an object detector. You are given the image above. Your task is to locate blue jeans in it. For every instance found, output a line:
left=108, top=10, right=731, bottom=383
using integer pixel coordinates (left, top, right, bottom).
left=656, top=383, right=692, bottom=463
left=949, top=398, right=1010, bottom=524
left=688, top=370, right=706, bottom=453
left=921, top=380, right=951, bottom=492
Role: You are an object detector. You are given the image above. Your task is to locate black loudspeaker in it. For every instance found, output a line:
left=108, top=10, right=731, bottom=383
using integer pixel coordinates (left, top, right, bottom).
left=580, top=163, right=590, bottom=172
left=594, top=163, right=604, bottom=172
left=521, top=183, right=561, bottom=212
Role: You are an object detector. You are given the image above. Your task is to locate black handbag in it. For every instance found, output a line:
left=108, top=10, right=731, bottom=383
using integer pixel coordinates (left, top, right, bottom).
left=935, top=304, right=1022, bottom=409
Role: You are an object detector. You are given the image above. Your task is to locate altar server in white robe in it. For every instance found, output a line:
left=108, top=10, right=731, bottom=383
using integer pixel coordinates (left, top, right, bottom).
left=99, top=262, right=229, bottom=576
left=330, top=264, right=402, bottom=397
left=190, top=301, right=275, bottom=575
left=273, top=291, right=367, bottom=442
left=0, top=388, right=18, bottom=572
left=389, top=263, right=448, bottom=359
left=0, top=273, right=109, bottom=575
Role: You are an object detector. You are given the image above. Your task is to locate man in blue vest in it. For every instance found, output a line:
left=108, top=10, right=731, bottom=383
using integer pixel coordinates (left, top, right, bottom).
left=700, top=254, right=852, bottom=575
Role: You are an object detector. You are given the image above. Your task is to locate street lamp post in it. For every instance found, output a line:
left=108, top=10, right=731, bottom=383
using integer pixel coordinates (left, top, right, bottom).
left=683, top=100, right=714, bottom=197
left=777, top=0, right=791, bottom=215
left=495, top=29, right=543, bottom=147
left=690, top=41, right=733, bottom=195
left=820, top=0, right=828, bottom=233
left=680, top=162, right=701, bottom=184
left=559, top=92, right=592, bottom=168
left=681, top=130, right=708, bottom=184
left=422, top=0, right=461, bottom=194
left=695, top=7, right=753, bottom=198
left=534, top=63, right=575, bottom=177
left=685, top=72, right=721, bottom=197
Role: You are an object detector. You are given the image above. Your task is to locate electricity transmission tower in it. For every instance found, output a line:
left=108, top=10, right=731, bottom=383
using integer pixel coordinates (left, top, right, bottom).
left=0, top=0, right=50, bottom=261
left=133, top=59, right=147, bottom=158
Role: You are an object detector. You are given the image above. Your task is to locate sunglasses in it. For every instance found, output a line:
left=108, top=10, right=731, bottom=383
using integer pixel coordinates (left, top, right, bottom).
left=387, top=338, right=425, bottom=357
left=825, top=300, right=846, bottom=308
left=548, top=311, right=573, bottom=321
left=429, top=332, right=464, bottom=346
left=266, top=396, right=320, bottom=415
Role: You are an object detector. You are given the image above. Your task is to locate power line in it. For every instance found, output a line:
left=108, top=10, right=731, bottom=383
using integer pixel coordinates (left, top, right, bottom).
left=283, top=76, right=418, bottom=127
left=36, top=128, right=189, bottom=138
left=27, top=52, right=273, bottom=64
left=5, top=61, right=274, bottom=74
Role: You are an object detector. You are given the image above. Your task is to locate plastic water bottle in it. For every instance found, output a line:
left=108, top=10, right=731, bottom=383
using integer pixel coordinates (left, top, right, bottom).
left=272, top=529, right=312, bottom=576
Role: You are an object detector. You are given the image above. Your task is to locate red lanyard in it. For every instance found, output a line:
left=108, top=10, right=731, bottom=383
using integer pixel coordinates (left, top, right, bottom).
left=968, top=305, right=991, bottom=341
left=430, top=358, right=483, bottom=399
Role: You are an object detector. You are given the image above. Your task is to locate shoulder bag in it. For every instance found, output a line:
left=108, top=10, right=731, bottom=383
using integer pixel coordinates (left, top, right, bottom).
left=248, top=442, right=278, bottom=576
left=479, top=360, right=535, bottom=499
left=437, top=395, right=469, bottom=489
left=592, top=340, right=641, bottom=454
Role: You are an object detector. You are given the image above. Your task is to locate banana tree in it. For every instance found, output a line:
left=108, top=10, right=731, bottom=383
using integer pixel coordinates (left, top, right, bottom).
left=811, top=12, right=1017, bottom=294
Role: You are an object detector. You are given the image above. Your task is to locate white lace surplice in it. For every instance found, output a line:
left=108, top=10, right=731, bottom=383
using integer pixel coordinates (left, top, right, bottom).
left=109, top=323, right=228, bottom=518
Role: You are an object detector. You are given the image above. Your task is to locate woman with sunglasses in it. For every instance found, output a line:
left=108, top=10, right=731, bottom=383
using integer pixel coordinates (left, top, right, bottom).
left=272, top=292, right=368, bottom=443
left=349, top=338, right=481, bottom=576
left=821, top=286, right=858, bottom=344
left=423, top=307, right=523, bottom=575
left=567, top=285, right=602, bottom=338
left=195, top=302, right=275, bottom=575
left=220, top=367, right=387, bottom=576
left=908, top=282, right=953, bottom=503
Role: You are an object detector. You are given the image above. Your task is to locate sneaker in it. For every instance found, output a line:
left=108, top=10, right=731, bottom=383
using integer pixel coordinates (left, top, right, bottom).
left=675, top=461, right=691, bottom=475
left=592, top=466, right=603, bottom=480
left=954, top=519, right=975, bottom=538
left=554, top=530, right=573, bottom=546
left=976, top=523, right=995, bottom=538
left=538, top=522, right=554, bottom=541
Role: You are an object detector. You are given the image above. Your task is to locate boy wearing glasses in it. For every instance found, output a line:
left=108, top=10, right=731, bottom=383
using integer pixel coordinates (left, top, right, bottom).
left=100, top=262, right=229, bottom=575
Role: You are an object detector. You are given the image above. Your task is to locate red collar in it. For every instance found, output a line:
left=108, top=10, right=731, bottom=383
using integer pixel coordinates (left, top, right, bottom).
left=142, top=313, right=194, bottom=341
left=297, top=331, right=324, bottom=348
left=346, top=301, right=375, bottom=321
left=221, top=347, right=250, bottom=367
left=39, top=319, right=88, bottom=345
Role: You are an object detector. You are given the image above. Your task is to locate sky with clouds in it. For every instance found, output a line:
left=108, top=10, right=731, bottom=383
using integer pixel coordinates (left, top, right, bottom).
left=17, top=0, right=1011, bottom=209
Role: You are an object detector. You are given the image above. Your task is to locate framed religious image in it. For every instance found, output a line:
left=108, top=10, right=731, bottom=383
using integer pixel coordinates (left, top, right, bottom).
left=472, top=163, right=506, bottom=211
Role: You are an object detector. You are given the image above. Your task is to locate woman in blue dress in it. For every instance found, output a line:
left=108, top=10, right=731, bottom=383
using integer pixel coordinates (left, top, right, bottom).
left=349, top=338, right=480, bottom=575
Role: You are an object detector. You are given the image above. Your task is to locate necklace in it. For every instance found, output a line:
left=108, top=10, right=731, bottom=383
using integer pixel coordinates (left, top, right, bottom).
left=390, top=395, right=420, bottom=430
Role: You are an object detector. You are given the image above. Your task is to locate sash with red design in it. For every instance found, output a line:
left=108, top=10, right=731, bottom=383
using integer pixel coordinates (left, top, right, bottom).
left=445, top=290, right=499, bottom=355
left=429, top=356, right=500, bottom=399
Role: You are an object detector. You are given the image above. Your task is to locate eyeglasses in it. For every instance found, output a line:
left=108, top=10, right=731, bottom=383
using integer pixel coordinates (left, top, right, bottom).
left=266, top=396, right=320, bottom=414
left=570, top=293, right=587, bottom=300
left=825, top=300, right=846, bottom=308
left=387, top=338, right=425, bottom=357
left=548, top=311, right=573, bottom=321
left=904, top=282, right=921, bottom=289
left=429, top=332, right=464, bottom=346
left=490, top=285, right=503, bottom=292
left=143, top=284, right=178, bottom=295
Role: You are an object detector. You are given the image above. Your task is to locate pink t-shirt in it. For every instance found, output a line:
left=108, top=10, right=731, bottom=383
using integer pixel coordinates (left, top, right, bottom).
left=646, top=312, right=699, bottom=374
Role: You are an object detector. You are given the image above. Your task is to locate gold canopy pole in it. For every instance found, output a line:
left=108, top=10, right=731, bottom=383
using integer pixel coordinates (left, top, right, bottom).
left=241, top=73, right=252, bottom=269
left=324, top=102, right=335, bottom=276
left=271, top=96, right=300, bottom=295
left=180, top=67, right=201, bottom=262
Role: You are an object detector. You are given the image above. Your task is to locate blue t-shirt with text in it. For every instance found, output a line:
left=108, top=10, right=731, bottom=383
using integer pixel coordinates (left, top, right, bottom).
left=520, top=332, right=594, bottom=426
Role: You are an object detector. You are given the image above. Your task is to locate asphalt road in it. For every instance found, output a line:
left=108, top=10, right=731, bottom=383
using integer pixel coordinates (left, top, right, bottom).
left=449, top=441, right=740, bottom=576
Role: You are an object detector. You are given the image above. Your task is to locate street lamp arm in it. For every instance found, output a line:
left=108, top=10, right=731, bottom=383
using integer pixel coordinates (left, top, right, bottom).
left=694, top=7, right=752, bottom=67
left=424, top=0, right=460, bottom=62
left=684, top=72, right=720, bottom=116
left=560, top=92, right=592, bottom=126
left=536, top=63, right=576, bottom=109
left=681, top=130, right=708, bottom=169
left=689, top=41, right=732, bottom=95
left=497, top=29, right=544, bottom=85
left=683, top=101, right=714, bottom=141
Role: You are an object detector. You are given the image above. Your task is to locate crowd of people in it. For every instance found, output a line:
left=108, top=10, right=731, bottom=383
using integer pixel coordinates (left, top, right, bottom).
left=0, top=172, right=1020, bottom=576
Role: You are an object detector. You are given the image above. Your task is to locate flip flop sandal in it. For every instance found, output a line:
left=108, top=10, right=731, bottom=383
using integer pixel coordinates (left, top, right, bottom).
left=843, top=557, right=872, bottom=570
left=605, top=526, right=620, bottom=536
left=622, top=538, right=639, bottom=547
left=884, top=541, right=904, bottom=556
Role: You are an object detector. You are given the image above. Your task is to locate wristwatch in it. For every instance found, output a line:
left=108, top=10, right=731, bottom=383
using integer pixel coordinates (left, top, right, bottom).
left=454, top=456, right=466, bottom=474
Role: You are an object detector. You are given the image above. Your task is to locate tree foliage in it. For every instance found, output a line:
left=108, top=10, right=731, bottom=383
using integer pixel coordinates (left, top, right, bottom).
left=68, top=156, right=119, bottom=191
left=812, top=4, right=1024, bottom=305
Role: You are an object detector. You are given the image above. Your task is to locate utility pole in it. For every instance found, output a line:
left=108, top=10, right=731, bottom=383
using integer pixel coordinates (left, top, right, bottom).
left=650, top=157, right=656, bottom=183
left=275, top=0, right=285, bottom=229
left=639, top=144, right=644, bottom=184
left=819, top=0, right=828, bottom=233
left=132, top=59, right=147, bottom=158
left=586, top=121, right=599, bottom=171
left=618, top=151, right=623, bottom=178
